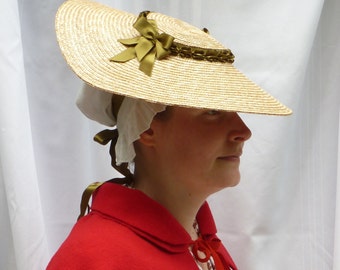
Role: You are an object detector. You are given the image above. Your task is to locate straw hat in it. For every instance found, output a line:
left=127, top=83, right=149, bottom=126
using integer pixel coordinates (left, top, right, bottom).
left=55, top=0, right=292, bottom=116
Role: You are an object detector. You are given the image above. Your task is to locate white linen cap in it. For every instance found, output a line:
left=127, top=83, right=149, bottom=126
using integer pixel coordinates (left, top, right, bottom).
left=76, top=84, right=116, bottom=126
left=76, top=84, right=166, bottom=167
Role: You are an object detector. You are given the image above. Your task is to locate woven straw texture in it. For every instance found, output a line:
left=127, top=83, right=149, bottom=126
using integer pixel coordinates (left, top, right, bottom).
left=55, top=0, right=292, bottom=115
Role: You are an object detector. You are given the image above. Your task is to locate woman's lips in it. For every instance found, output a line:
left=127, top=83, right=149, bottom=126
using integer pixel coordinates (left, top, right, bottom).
left=218, top=155, right=241, bottom=161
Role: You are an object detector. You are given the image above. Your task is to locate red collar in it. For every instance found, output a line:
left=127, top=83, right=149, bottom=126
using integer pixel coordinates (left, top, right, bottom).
left=91, top=182, right=217, bottom=253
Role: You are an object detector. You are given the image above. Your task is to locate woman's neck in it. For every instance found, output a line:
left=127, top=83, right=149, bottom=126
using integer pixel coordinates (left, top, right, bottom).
left=133, top=173, right=207, bottom=238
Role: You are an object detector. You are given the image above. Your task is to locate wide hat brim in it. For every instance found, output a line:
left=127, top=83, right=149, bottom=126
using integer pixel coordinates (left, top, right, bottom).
left=55, top=0, right=292, bottom=116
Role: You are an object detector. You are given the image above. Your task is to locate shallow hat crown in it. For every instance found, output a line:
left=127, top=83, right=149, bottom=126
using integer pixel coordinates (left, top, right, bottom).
left=55, top=0, right=292, bottom=116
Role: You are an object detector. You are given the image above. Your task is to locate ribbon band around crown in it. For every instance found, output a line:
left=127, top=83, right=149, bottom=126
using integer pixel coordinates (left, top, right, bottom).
left=110, top=11, right=235, bottom=76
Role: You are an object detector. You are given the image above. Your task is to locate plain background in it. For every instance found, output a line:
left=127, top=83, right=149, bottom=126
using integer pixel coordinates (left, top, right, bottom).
left=0, top=0, right=339, bottom=269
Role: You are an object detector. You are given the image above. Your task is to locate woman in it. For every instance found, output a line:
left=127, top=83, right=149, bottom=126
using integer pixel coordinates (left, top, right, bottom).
left=48, top=0, right=291, bottom=269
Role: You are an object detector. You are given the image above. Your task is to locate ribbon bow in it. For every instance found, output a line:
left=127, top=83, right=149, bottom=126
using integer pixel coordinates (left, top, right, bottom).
left=192, top=237, right=226, bottom=270
left=110, top=11, right=174, bottom=76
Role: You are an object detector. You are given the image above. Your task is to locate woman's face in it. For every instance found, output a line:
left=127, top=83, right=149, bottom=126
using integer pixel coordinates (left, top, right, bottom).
left=150, top=107, right=252, bottom=195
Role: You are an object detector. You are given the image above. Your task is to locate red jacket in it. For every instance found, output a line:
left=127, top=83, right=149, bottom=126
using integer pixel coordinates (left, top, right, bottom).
left=47, top=182, right=238, bottom=269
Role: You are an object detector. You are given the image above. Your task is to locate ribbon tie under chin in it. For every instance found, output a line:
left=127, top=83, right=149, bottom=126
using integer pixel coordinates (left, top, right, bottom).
left=191, top=237, right=225, bottom=270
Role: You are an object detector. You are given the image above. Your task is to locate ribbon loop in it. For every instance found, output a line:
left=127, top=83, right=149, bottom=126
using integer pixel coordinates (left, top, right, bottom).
left=192, top=240, right=212, bottom=263
left=191, top=237, right=225, bottom=269
left=110, top=11, right=174, bottom=76
left=133, top=15, right=157, bottom=39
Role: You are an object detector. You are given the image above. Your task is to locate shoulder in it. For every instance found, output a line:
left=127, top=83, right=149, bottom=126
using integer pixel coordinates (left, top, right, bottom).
left=47, top=211, right=199, bottom=270
left=46, top=213, right=145, bottom=269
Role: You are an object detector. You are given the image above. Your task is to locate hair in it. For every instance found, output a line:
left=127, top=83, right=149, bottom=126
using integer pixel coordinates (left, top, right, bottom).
left=153, top=106, right=173, bottom=121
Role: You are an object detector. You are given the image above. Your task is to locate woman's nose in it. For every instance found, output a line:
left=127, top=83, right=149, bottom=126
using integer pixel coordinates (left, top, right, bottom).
left=229, top=113, right=252, bottom=142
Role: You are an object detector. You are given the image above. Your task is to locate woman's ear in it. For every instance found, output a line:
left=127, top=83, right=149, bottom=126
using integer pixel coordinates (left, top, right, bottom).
left=138, top=111, right=168, bottom=147
left=138, top=128, right=156, bottom=147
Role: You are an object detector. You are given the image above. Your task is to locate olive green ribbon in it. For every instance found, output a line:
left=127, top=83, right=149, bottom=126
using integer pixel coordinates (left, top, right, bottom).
left=78, top=181, right=104, bottom=221
left=77, top=177, right=133, bottom=220
left=77, top=129, right=134, bottom=221
left=110, top=11, right=174, bottom=76
left=93, top=129, right=132, bottom=177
